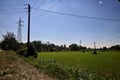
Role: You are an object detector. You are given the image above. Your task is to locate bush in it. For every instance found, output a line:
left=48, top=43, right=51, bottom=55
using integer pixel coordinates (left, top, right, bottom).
left=16, top=48, right=27, bottom=57
left=16, top=43, right=38, bottom=58
left=93, top=50, right=97, bottom=54
left=1, top=32, right=19, bottom=51
left=27, top=43, right=38, bottom=58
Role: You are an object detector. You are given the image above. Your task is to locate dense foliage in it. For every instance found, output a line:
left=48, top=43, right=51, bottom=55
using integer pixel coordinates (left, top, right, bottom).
left=109, top=45, right=120, bottom=50
left=16, top=43, right=38, bottom=58
left=1, top=32, right=19, bottom=51
left=69, top=44, right=79, bottom=51
left=32, top=41, right=68, bottom=52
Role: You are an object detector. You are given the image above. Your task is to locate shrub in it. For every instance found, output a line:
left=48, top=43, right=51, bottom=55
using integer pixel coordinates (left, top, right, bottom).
left=27, top=43, right=38, bottom=58
left=16, top=48, right=27, bottom=57
left=16, top=43, right=38, bottom=58
left=93, top=50, right=97, bottom=54
left=1, top=32, right=19, bottom=51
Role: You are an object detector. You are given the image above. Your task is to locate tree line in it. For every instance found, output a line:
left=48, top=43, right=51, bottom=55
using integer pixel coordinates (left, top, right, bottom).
left=0, top=32, right=120, bottom=52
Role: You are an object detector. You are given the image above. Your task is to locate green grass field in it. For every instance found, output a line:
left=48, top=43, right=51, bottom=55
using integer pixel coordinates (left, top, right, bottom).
left=38, top=51, right=120, bottom=78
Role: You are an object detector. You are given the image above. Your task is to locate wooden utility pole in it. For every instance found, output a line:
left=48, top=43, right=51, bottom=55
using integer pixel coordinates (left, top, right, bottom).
left=28, top=4, right=31, bottom=47
left=27, top=3, right=31, bottom=53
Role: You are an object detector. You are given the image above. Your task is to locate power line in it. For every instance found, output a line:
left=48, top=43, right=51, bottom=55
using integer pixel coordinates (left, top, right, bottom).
left=0, top=11, right=25, bottom=37
left=47, top=0, right=63, bottom=10
left=34, top=0, right=47, bottom=9
left=32, top=0, right=62, bottom=20
left=0, top=4, right=26, bottom=38
left=0, top=22, right=16, bottom=35
left=31, top=0, right=39, bottom=8
left=31, top=0, right=47, bottom=16
left=30, top=0, right=47, bottom=21
left=33, top=8, right=120, bottom=22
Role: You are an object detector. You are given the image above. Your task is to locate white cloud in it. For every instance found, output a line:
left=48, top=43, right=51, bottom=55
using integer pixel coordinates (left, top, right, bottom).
left=99, top=1, right=103, bottom=5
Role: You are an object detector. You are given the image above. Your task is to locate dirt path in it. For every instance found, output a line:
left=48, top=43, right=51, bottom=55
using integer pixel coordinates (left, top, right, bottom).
left=0, top=51, right=58, bottom=80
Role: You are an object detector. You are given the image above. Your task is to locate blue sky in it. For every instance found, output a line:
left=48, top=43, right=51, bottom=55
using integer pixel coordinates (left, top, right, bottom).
left=0, top=0, right=120, bottom=48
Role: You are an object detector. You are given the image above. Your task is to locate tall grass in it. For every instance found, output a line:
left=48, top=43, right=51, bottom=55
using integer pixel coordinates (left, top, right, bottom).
left=23, top=51, right=120, bottom=80
left=38, top=51, right=120, bottom=76
left=24, top=57, right=97, bottom=80
left=37, top=51, right=120, bottom=79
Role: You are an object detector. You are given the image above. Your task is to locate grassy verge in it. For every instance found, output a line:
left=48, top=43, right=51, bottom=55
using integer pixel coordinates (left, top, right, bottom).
left=0, top=50, right=57, bottom=80
left=23, top=57, right=97, bottom=80
left=0, top=51, right=17, bottom=78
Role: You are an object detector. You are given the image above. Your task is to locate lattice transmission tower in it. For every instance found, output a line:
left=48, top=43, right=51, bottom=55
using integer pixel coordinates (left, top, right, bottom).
left=17, top=17, right=24, bottom=42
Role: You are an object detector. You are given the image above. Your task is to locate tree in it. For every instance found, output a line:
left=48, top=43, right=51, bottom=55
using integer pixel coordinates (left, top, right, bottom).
left=69, top=44, right=79, bottom=51
left=49, top=44, right=56, bottom=52
left=1, top=32, right=19, bottom=51
left=109, top=45, right=120, bottom=50
left=103, top=46, right=107, bottom=51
